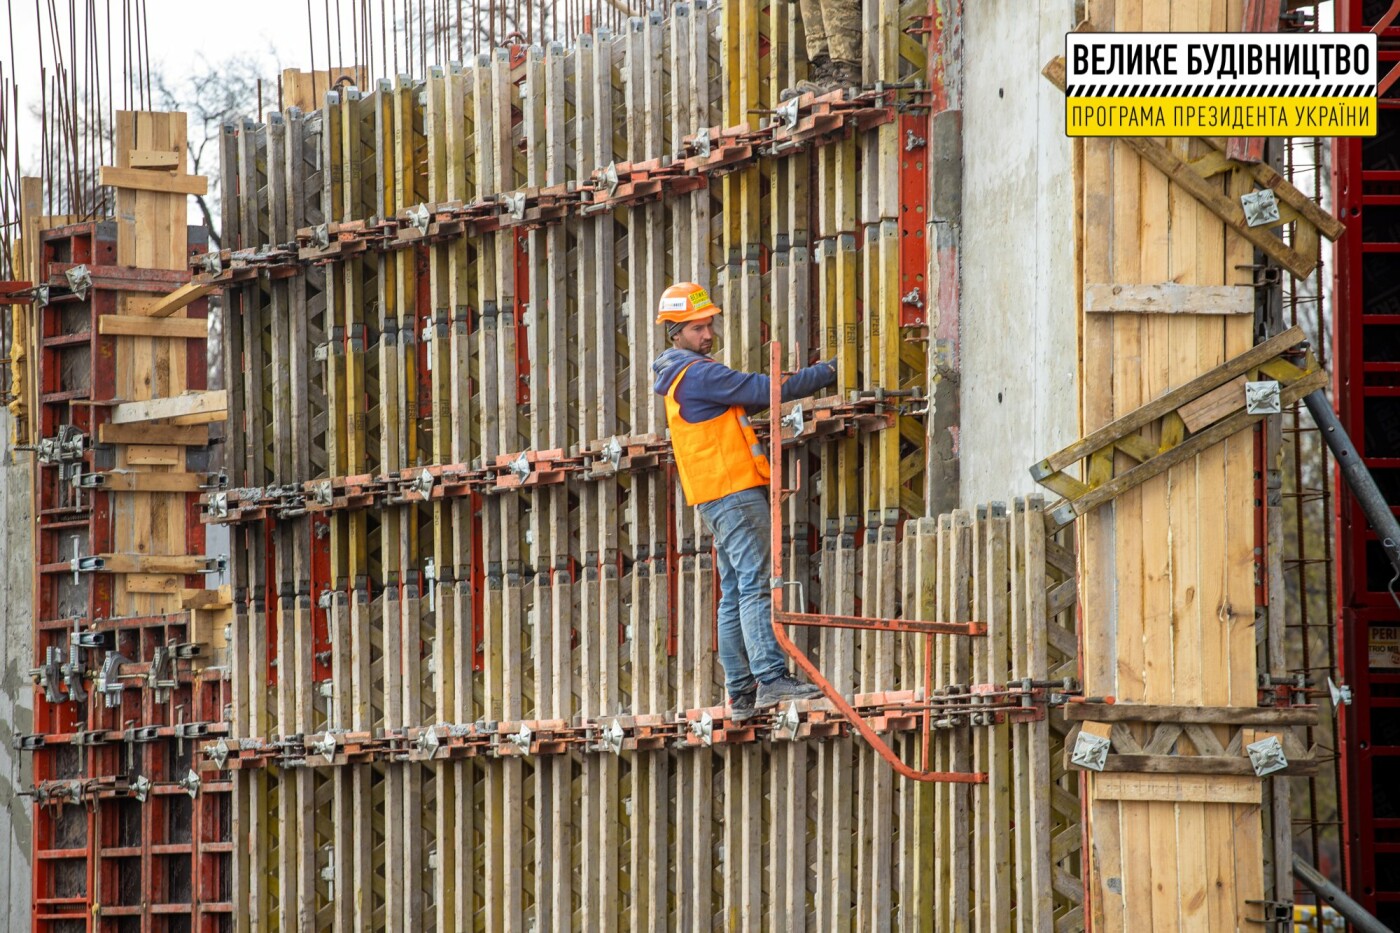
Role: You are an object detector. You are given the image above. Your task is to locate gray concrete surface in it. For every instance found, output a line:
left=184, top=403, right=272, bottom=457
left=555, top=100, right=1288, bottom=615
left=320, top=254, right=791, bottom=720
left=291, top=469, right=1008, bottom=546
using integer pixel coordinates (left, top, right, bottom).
left=959, top=0, right=1079, bottom=507
left=0, top=408, right=33, bottom=929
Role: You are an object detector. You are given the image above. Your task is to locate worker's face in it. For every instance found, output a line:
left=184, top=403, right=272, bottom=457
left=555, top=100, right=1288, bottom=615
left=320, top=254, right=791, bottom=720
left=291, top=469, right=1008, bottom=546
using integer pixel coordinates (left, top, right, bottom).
left=673, top=316, right=717, bottom=355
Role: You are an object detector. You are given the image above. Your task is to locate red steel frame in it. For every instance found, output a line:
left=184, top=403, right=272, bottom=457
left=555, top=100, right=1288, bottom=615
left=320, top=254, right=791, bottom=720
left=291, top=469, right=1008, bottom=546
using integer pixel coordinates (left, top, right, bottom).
left=25, top=221, right=233, bottom=932
left=1334, top=2, right=1400, bottom=924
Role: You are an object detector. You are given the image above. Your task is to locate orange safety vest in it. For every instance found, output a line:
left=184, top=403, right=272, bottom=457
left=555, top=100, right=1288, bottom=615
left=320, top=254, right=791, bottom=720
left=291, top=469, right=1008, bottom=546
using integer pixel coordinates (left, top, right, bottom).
left=663, top=361, right=771, bottom=506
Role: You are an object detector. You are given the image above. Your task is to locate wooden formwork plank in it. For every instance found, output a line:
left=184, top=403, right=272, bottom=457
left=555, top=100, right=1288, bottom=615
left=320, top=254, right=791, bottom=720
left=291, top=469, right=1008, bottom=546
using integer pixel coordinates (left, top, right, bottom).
left=1022, top=500, right=1055, bottom=931
left=949, top=511, right=974, bottom=930
left=971, top=512, right=991, bottom=932
left=985, top=506, right=1012, bottom=931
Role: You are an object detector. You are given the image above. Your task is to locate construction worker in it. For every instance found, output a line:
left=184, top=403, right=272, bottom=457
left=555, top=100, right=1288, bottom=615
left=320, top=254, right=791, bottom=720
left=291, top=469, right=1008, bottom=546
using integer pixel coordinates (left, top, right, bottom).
left=652, top=282, right=837, bottom=723
left=784, top=0, right=862, bottom=98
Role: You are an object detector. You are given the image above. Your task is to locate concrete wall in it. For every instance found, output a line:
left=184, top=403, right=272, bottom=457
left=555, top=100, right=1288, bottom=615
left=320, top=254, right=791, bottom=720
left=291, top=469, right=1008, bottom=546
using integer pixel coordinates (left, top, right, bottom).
left=0, top=408, right=32, bottom=928
left=959, top=0, right=1079, bottom=507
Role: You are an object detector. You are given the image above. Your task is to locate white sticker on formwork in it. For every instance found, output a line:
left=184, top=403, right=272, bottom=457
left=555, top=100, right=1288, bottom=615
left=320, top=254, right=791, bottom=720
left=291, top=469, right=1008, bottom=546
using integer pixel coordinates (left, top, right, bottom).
left=1369, top=625, right=1400, bottom=669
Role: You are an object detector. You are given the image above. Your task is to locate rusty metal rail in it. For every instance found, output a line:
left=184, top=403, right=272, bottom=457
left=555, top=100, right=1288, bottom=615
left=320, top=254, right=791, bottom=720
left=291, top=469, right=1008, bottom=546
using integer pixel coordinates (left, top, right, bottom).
left=192, top=685, right=1075, bottom=775
left=203, top=392, right=900, bottom=524
left=191, top=85, right=912, bottom=282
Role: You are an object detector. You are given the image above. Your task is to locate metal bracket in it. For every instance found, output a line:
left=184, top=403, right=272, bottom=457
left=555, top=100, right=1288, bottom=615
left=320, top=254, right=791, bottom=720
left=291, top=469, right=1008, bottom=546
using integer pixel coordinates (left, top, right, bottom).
left=600, top=163, right=620, bottom=198
left=407, top=202, right=431, bottom=234
left=30, top=646, right=65, bottom=704
left=1246, top=735, right=1289, bottom=777
left=600, top=719, right=625, bottom=755
left=313, top=480, right=334, bottom=506
left=1070, top=730, right=1111, bottom=771
left=65, top=264, right=92, bottom=300
left=424, top=557, right=438, bottom=613
left=73, top=729, right=109, bottom=746
left=1328, top=677, right=1353, bottom=707
left=96, top=651, right=130, bottom=708
left=178, top=768, right=201, bottom=798
left=208, top=737, right=231, bottom=769
left=1241, top=188, right=1281, bottom=228
left=413, top=468, right=435, bottom=499
left=198, top=555, right=228, bottom=576
left=37, top=425, right=85, bottom=464
left=209, top=491, right=229, bottom=518
left=602, top=436, right=623, bottom=471
left=508, top=723, right=533, bottom=756
left=312, top=224, right=331, bottom=249
left=692, top=127, right=712, bottom=157
left=417, top=726, right=442, bottom=758
left=1245, top=380, right=1281, bottom=415
left=132, top=774, right=152, bottom=803
left=774, top=702, right=802, bottom=741
left=201, top=252, right=222, bottom=275
left=310, top=732, right=337, bottom=765
left=689, top=711, right=714, bottom=747
left=780, top=404, right=805, bottom=436
left=503, top=191, right=527, bottom=220
left=68, top=537, right=105, bottom=584
left=776, top=98, right=801, bottom=131
left=508, top=452, right=532, bottom=482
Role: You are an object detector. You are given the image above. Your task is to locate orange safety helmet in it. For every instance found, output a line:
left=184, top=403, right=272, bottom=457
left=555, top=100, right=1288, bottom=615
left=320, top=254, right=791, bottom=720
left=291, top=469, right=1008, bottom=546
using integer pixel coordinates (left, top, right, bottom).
left=656, top=282, right=721, bottom=329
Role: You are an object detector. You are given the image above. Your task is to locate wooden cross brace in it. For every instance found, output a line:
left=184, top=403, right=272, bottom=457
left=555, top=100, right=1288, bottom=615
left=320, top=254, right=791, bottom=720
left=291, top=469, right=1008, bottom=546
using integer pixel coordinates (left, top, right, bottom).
left=1043, top=56, right=1345, bottom=279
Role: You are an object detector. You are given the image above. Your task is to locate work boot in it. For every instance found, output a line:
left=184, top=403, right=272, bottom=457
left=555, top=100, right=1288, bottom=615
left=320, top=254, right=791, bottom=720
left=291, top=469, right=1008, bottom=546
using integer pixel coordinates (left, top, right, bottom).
left=829, top=60, right=861, bottom=90
left=779, top=53, right=835, bottom=101
left=756, top=673, right=823, bottom=709
left=729, top=685, right=759, bottom=723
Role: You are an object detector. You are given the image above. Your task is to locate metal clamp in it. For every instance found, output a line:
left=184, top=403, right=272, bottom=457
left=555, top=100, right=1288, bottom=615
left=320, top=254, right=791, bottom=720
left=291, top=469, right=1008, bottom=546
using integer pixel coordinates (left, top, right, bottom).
left=65, top=264, right=92, bottom=300
left=1240, top=188, right=1281, bottom=228
left=602, top=436, right=623, bottom=470
left=776, top=98, right=801, bottom=131
left=417, top=726, right=442, bottom=758
left=508, top=723, right=533, bottom=756
left=689, top=711, right=714, bottom=747
left=68, top=538, right=106, bottom=584
left=310, top=733, right=338, bottom=765
left=600, top=719, right=625, bottom=755
left=413, top=468, right=435, bottom=499
left=692, top=127, right=712, bottom=158
left=1246, top=735, right=1288, bottom=777
left=408, top=203, right=431, bottom=234
left=1245, top=380, right=1281, bottom=415
left=774, top=702, right=802, bottom=741
left=1070, top=730, right=1111, bottom=771
left=1329, top=677, right=1353, bottom=707
left=508, top=452, right=532, bottom=482
left=424, top=557, right=438, bottom=613
left=503, top=191, right=527, bottom=219
left=780, top=404, right=805, bottom=436
left=207, top=737, right=232, bottom=769
left=178, top=768, right=201, bottom=798
left=132, top=774, right=152, bottom=803
left=37, top=425, right=85, bottom=464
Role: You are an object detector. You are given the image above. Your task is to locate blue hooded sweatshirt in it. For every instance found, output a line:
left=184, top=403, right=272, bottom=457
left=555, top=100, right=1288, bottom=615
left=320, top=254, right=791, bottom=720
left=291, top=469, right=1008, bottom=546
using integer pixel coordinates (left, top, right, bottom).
left=651, top=347, right=838, bottom=424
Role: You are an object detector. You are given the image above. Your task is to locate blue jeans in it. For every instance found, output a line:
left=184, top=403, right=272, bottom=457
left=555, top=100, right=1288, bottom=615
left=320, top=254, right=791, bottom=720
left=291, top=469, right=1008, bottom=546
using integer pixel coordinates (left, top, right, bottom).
left=697, top=486, right=789, bottom=699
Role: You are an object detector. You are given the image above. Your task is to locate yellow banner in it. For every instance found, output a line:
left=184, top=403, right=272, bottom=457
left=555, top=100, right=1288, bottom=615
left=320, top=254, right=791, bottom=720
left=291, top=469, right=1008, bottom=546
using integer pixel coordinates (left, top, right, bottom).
left=1066, top=96, right=1376, bottom=136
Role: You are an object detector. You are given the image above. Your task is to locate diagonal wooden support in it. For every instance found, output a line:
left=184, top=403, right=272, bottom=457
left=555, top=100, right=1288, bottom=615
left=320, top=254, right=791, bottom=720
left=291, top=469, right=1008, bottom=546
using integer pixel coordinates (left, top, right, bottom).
left=1043, top=56, right=1345, bottom=278
left=1029, top=325, right=1327, bottom=529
